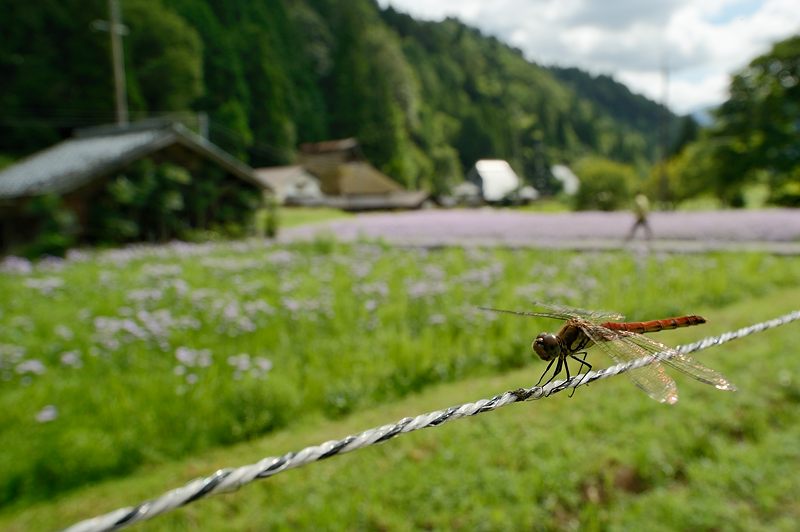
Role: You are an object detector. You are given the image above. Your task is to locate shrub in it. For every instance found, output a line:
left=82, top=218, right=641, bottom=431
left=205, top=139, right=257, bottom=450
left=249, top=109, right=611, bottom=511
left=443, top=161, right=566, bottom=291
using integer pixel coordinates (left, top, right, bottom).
left=572, top=156, right=637, bottom=211
left=86, top=159, right=261, bottom=245
left=19, top=195, right=78, bottom=258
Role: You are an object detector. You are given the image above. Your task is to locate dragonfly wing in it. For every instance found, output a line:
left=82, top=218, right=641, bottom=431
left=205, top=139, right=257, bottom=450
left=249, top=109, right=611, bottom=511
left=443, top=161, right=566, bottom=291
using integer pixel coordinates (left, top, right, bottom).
left=581, top=324, right=679, bottom=404
left=479, top=307, right=574, bottom=321
left=530, top=301, right=625, bottom=322
left=621, top=333, right=737, bottom=392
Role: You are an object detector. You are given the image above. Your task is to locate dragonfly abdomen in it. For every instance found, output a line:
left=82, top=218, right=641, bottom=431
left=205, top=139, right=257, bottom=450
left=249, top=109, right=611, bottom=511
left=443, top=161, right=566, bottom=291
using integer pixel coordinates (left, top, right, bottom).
left=603, top=315, right=706, bottom=334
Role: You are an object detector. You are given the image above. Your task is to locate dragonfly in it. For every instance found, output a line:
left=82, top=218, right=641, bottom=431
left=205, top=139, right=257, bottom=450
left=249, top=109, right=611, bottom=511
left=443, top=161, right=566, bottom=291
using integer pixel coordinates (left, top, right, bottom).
left=482, top=303, right=736, bottom=404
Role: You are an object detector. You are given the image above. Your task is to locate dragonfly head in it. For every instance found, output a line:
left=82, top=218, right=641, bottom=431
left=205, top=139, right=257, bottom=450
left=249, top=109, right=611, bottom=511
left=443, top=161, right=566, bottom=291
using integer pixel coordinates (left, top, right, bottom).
left=533, top=333, right=560, bottom=361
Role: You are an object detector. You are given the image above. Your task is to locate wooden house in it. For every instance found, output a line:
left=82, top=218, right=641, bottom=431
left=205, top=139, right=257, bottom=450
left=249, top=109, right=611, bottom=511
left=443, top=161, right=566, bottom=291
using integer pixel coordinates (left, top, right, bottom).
left=254, top=165, right=324, bottom=206
left=297, top=138, right=428, bottom=211
left=0, top=120, right=268, bottom=252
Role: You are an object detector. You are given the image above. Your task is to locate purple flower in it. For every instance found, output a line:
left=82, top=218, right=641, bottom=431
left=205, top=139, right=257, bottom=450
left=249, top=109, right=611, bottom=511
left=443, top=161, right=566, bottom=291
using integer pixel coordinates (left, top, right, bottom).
left=428, top=313, right=447, bottom=325
left=16, top=359, right=46, bottom=375
left=35, top=405, right=58, bottom=423
left=406, top=280, right=445, bottom=299
left=227, top=353, right=272, bottom=379
left=55, top=325, right=74, bottom=340
left=0, top=256, right=32, bottom=274
left=266, top=250, right=295, bottom=266
left=253, top=357, right=273, bottom=373
left=227, top=353, right=251, bottom=371
left=175, top=347, right=212, bottom=367
left=24, top=277, right=63, bottom=295
left=60, top=351, right=82, bottom=368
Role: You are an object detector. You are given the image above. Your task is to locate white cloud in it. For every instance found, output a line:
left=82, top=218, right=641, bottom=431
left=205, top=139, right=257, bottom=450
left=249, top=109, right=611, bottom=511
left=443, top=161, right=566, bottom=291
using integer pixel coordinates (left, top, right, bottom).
left=378, top=0, right=800, bottom=114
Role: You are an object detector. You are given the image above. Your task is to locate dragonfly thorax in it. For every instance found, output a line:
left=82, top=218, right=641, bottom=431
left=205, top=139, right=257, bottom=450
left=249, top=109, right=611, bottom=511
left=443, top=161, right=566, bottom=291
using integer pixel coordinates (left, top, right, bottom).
left=533, top=333, right=562, bottom=361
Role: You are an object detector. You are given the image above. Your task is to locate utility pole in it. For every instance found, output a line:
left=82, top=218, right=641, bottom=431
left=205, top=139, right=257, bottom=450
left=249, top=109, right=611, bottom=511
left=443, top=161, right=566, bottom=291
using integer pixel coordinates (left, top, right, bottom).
left=198, top=111, right=209, bottom=139
left=93, top=0, right=129, bottom=125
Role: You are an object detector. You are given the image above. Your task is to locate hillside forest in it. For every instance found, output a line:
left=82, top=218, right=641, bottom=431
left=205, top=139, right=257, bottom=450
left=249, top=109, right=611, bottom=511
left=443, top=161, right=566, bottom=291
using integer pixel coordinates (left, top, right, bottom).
left=1, top=0, right=798, bottom=206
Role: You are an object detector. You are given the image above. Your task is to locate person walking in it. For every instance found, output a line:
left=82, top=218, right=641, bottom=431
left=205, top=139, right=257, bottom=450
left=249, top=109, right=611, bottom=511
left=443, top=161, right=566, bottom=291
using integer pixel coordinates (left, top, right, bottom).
left=625, top=193, right=653, bottom=241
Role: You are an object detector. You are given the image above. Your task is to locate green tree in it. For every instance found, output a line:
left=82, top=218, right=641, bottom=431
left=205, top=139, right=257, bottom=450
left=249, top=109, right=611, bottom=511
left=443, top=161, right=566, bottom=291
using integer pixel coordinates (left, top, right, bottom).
left=710, top=34, right=800, bottom=204
left=573, top=156, right=638, bottom=211
left=1, top=0, right=668, bottom=193
left=0, top=0, right=112, bottom=153
left=124, top=0, right=203, bottom=114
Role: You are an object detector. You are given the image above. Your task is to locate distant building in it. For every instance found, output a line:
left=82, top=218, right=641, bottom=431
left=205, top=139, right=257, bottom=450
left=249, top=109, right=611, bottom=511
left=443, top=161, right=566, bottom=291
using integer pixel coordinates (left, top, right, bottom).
left=517, top=185, right=540, bottom=203
left=451, top=181, right=482, bottom=206
left=551, top=164, right=580, bottom=195
left=297, top=138, right=363, bottom=196
left=297, top=138, right=428, bottom=211
left=0, top=120, right=266, bottom=253
left=465, top=159, right=525, bottom=203
left=254, top=165, right=323, bottom=206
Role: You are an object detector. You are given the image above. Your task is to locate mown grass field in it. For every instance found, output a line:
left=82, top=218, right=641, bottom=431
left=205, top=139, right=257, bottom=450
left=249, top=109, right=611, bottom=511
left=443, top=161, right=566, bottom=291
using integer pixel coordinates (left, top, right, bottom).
left=278, top=207, right=353, bottom=228
left=1, top=239, right=799, bottom=529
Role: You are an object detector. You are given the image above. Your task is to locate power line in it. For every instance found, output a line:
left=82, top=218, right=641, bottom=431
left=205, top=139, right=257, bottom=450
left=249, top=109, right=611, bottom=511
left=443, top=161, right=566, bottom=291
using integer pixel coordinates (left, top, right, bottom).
left=63, top=310, right=800, bottom=532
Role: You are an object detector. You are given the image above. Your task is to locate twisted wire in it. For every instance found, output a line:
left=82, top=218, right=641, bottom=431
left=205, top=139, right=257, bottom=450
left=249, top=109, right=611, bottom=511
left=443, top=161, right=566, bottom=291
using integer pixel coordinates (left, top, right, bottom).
left=64, top=310, right=800, bottom=532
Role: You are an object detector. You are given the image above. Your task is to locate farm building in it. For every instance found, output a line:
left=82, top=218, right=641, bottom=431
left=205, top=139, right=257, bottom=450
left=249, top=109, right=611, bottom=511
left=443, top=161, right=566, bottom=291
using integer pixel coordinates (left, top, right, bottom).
left=254, top=165, right=324, bottom=206
left=297, top=138, right=362, bottom=194
left=297, top=138, right=428, bottom=211
left=450, top=181, right=482, bottom=206
left=465, top=159, right=527, bottom=203
left=0, top=120, right=268, bottom=254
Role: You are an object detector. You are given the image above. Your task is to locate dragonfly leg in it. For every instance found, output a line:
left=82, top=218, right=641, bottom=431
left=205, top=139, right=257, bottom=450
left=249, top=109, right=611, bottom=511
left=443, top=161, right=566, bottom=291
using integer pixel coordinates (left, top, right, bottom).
left=562, top=357, right=579, bottom=397
left=542, top=358, right=563, bottom=387
left=568, top=353, right=592, bottom=397
left=536, top=358, right=556, bottom=386
left=570, top=352, right=592, bottom=374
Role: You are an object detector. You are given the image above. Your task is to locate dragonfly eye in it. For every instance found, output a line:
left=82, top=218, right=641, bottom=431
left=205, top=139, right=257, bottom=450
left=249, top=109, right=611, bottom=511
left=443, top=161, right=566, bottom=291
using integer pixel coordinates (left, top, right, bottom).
left=532, top=333, right=560, bottom=361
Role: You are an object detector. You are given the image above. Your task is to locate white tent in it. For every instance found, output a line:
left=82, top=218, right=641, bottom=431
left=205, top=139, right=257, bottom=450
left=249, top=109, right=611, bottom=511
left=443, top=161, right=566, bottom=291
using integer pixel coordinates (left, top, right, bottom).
left=466, top=160, right=521, bottom=202
left=551, top=164, right=580, bottom=195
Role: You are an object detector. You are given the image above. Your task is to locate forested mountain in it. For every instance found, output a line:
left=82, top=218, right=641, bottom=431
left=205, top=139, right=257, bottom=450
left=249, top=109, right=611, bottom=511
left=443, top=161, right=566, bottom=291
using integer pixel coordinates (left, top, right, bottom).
left=0, top=0, right=676, bottom=194
left=548, top=67, right=672, bottom=141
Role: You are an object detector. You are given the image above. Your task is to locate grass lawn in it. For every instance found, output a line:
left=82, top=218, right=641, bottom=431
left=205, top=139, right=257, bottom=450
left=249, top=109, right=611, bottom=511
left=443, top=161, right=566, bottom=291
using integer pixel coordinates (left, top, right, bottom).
left=3, top=287, right=799, bottom=530
left=1, top=240, right=799, bottom=529
left=517, top=198, right=572, bottom=212
left=277, top=206, right=352, bottom=228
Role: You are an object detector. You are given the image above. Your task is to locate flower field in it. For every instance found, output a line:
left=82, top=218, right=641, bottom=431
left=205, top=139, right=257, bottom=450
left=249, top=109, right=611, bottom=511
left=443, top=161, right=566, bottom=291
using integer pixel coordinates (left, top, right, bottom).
left=1, top=237, right=799, bottom=511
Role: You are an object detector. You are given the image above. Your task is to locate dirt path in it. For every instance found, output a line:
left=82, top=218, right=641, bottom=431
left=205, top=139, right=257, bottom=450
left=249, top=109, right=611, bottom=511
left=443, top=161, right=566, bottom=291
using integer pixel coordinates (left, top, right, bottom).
left=279, top=209, right=800, bottom=254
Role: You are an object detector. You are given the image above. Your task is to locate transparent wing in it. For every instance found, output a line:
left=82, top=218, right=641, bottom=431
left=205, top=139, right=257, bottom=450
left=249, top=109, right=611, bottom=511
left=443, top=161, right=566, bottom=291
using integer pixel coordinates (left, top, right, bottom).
left=481, top=302, right=624, bottom=322
left=529, top=301, right=625, bottom=322
left=621, top=332, right=736, bottom=392
left=479, top=306, right=574, bottom=321
left=580, top=322, right=679, bottom=404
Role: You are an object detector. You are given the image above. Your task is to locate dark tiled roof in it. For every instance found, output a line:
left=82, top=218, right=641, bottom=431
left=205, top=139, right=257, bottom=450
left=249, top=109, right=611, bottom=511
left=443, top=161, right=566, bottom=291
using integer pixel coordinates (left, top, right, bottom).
left=0, top=122, right=263, bottom=199
left=298, top=137, right=359, bottom=154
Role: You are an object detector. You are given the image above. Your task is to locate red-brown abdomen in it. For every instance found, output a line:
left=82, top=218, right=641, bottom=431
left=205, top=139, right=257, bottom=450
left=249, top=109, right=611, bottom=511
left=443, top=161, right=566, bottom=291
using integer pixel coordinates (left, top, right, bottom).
left=602, top=315, right=706, bottom=334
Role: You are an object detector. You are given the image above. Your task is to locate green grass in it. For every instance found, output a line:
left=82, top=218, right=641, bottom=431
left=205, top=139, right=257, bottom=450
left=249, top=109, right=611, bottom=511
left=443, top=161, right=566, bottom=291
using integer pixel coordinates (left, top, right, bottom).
left=1, top=240, right=799, bottom=518
left=2, top=287, right=799, bottom=530
left=278, top=206, right=352, bottom=228
left=675, top=184, right=771, bottom=211
left=516, top=198, right=572, bottom=212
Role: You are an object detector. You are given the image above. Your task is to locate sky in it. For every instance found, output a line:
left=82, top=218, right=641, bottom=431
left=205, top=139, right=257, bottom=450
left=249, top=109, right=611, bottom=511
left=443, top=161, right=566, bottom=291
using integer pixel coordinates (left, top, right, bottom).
left=376, top=0, right=800, bottom=115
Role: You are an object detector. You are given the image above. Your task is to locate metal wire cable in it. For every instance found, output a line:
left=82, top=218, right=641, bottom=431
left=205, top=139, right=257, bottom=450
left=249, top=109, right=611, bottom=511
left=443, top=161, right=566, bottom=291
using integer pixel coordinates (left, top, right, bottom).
left=63, top=310, right=800, bottom=532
